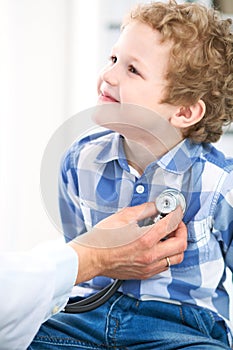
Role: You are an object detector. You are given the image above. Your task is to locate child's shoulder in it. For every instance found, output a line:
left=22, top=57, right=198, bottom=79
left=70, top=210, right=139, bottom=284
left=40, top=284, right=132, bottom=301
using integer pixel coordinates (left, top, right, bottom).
left=202, top=142, right=233, bottom=172
left=73, top=128, right=114, bottom=149
left=62, top=129, right=116, bottom=168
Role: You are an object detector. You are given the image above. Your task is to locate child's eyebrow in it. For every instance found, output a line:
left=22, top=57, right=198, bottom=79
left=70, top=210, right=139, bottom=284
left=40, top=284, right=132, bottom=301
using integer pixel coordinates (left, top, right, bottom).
left=127, top=56, right=148, bottom=71
left=111, top=46, right=148, bottom=70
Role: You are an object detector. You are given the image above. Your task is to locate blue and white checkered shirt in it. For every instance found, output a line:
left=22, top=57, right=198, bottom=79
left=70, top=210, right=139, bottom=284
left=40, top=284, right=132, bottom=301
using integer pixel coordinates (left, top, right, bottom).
left=59, top=129, right=233, bottom=340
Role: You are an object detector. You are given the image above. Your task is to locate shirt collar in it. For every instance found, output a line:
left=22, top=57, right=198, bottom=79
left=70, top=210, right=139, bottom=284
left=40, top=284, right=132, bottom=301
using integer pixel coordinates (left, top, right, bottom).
left=95, top=132, right=203, bottom=174
left=157, top=138, right=203, bottom=174
left=95, top=132, right=128, bottom=166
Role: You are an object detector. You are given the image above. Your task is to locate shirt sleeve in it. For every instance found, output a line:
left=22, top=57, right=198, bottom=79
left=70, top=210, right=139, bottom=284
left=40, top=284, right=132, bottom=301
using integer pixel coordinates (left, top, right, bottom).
left=59, top=147, right=87, bottom=242
left=212, top=169, right=233, bottom=273
left=0, top=240, right=78, bottom=350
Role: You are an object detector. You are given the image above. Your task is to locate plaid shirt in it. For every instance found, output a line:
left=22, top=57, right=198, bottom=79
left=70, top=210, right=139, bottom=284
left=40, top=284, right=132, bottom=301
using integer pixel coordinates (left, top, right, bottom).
left=59, top=129, right=233, bottom=340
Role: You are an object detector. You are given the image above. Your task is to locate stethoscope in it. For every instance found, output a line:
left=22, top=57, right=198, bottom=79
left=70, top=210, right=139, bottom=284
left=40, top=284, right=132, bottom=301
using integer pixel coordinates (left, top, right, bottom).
left=64, top=189, right=186, bottom=313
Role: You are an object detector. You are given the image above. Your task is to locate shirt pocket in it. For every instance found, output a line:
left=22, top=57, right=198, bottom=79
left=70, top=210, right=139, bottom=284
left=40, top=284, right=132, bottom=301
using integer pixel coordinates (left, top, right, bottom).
left=172, top=217, right=212, bottom=271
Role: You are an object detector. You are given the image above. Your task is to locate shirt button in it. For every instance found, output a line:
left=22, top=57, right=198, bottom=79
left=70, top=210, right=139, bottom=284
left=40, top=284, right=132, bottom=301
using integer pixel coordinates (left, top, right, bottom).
left=136, top=185, right=145, bottom=194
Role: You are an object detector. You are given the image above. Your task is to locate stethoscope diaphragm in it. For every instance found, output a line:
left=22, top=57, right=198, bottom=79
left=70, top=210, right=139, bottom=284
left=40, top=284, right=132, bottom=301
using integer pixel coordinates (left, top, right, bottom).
left=154, top=189, right=186, bottom=221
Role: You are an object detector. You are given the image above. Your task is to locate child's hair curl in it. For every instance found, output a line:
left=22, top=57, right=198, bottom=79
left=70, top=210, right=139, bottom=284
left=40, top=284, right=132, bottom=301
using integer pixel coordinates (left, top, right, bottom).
left=123, top=0, right=233, bottom=143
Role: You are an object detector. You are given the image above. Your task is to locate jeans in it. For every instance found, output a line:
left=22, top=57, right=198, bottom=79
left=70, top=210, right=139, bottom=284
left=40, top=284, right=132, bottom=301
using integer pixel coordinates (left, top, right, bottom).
left=28, top=292, right=231, bottom=350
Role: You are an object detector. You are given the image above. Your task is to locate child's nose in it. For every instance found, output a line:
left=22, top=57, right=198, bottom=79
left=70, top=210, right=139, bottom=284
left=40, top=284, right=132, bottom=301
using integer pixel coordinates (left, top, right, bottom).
left=101, top=65, right=119, bottom=86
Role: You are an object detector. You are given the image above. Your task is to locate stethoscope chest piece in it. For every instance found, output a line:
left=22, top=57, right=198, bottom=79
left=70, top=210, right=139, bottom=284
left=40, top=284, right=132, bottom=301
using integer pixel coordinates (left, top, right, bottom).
left=155, top=189, right=186, bottom=217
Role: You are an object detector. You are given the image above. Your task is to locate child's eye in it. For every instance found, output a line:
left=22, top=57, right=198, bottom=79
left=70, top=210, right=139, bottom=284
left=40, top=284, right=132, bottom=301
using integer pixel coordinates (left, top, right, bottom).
left=110, top=56, right=117, bottom=64
left=128, top=65, right=139, bottom=75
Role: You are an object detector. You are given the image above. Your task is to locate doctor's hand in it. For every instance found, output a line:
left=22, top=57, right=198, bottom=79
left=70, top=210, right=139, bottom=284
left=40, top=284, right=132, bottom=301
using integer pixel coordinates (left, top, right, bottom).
left=68, top=202, right=187, bottom=284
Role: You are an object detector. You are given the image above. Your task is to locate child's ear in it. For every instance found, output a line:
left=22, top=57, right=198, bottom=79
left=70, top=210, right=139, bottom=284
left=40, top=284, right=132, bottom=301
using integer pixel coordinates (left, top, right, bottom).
left=170, top=100, right=206, bottom=128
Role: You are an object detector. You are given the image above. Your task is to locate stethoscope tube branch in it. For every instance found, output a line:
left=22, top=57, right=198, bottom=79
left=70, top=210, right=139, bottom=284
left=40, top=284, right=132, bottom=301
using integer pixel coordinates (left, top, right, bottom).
left=64, top=279, right=123, bottom=313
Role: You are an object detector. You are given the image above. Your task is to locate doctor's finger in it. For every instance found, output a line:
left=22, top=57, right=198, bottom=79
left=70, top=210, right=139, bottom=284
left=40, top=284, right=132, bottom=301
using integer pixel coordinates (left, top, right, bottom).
left=156, top=222, right=187, bottom=259
left=96, top=202, right=158, bottom=229
left=117, top=202, right=158, bottom=222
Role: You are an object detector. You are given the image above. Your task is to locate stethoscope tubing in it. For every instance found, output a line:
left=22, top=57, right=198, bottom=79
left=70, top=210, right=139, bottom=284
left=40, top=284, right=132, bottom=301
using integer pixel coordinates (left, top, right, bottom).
left=64, top=279, right=123, bottom=313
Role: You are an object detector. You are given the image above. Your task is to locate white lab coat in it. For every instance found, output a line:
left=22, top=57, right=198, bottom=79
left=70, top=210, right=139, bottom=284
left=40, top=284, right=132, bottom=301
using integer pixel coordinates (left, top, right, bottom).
left=0, top=241, right=78, bottom=350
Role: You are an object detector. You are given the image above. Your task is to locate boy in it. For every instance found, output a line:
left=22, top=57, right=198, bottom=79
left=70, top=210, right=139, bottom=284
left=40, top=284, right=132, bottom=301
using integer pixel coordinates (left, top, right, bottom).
left=30, top=1, right=233, bottom=349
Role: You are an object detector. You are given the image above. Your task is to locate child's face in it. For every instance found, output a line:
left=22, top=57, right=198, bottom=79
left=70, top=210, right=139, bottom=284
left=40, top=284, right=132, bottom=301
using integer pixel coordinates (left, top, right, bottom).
left=97, top=20, right=178, bottom=121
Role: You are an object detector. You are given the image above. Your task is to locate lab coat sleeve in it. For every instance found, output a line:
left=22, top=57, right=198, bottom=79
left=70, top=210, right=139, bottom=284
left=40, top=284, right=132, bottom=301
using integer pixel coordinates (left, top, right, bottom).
left=0, top=240, right=78, bottom=350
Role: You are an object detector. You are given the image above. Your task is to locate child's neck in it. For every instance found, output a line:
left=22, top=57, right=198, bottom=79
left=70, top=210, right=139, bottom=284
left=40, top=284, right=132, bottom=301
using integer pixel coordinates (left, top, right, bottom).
left=123, top=138, right=164, bottom=175
left=123, top=134, right=182, bottom=176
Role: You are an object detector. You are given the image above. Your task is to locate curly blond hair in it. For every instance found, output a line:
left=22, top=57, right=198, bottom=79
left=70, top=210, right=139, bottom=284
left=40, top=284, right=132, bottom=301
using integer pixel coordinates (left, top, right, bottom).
left=122, top=0, right=233, bottom=143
